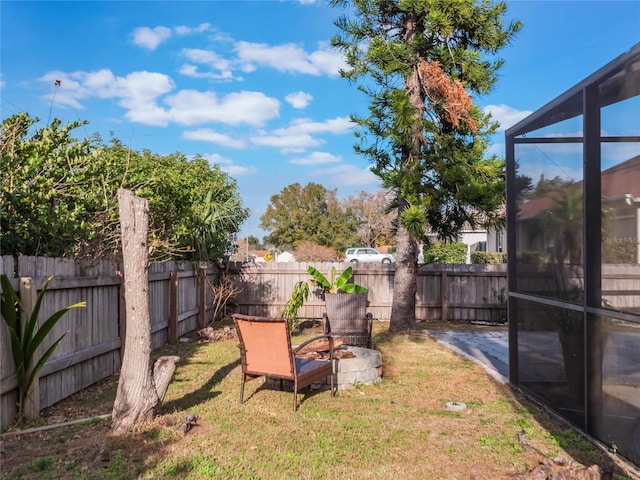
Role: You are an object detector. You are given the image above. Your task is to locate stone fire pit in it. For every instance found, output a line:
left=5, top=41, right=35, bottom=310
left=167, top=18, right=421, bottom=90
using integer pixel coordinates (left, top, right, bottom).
left=322, top=345, right=383, bottom=390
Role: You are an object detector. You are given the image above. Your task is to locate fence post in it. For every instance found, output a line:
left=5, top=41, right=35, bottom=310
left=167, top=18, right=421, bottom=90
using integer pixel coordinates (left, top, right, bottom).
left=19, top=277, right=40, bottom=420
left=198, top=267, right=206, bottom=329
left=169, top=271, right=178, bottom=343
left=440, top=269, right=448, bottom=322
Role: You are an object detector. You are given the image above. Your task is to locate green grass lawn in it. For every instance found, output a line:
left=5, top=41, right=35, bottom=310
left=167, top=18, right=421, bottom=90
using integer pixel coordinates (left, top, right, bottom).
left=0, top=321, right=632, bottom=480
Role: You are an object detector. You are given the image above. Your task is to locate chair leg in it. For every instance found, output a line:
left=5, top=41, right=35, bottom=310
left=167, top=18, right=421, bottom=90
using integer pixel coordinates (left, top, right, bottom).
left=240, top=377, right=245, bottom=404
left=293, top=384, right=298, bottom=412
left=330, top=371, right=335, bottom=397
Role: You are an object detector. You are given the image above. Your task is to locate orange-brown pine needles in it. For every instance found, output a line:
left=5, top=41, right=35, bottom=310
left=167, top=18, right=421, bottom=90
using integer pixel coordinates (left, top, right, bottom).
left=418, top=60, right=477, bottom=133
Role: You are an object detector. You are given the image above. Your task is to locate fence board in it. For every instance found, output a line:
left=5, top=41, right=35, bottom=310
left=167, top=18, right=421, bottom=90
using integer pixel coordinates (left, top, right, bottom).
left=0, top=257, right=220, bottom=428
left=3, top=256, right=635, bottom=427
left=227, top=262, right=510, bottom=322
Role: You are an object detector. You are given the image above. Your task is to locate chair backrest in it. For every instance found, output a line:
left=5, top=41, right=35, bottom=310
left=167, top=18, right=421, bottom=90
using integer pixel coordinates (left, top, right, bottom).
left=324, top=293, right=368, bottom=333
left=233, top=314, right=294, bottom=379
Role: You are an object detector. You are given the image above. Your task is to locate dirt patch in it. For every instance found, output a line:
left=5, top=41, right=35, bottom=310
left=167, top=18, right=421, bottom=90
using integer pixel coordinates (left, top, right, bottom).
left=0, top=376, right=119, bottom=476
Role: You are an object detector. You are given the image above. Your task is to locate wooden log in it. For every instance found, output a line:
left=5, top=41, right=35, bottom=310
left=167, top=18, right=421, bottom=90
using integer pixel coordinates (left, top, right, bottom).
left=296, top=337, right=345, bottom=354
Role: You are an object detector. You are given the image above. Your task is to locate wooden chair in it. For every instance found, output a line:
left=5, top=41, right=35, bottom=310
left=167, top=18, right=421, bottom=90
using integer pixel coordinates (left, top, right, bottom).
left=322, top=293, right=373, bottom=348
left=232, top=313, right=336, bottom=411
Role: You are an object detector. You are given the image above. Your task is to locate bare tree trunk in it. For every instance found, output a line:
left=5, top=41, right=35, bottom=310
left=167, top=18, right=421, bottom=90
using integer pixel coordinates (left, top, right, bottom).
left=389, top=13, right=423, bottom=333
left=111, top=188, right=179, bottom=435
left=389, top=203, right=419, bottom=332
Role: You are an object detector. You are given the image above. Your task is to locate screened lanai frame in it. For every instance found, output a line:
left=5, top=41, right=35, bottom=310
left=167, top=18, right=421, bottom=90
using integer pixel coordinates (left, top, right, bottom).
left=505, top=43, right=640, bottom=466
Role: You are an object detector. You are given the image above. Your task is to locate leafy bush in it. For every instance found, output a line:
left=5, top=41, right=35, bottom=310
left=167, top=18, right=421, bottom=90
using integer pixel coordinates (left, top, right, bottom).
left=423, top=242, right=467, bottom=264
left=282, top=280, right=310, bottom=332
left=471, top=251, right=507, bottom=264
left=1, top=113, right=248, bottom=260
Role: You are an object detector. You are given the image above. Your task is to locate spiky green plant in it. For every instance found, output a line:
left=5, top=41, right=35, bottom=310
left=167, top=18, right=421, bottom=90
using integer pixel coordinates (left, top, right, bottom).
left=306, top=265, right=368, bottom=294
left=1, top=274, right=85, bottom=417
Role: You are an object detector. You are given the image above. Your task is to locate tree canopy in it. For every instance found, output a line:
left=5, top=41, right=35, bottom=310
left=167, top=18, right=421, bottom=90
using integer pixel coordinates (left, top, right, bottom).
left=347, top=190, right=396, bottom=247
left=259, top=182, right=359, bottom=254
left=1, top=113, right=248, bottom=260
left=331, top=0, right=520, bottom=331
left=259, top=182, right=396, bottom=255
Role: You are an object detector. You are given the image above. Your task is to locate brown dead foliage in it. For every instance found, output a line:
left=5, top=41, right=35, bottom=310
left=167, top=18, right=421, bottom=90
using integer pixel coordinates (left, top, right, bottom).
left=418, top=59, right=478, bottom=133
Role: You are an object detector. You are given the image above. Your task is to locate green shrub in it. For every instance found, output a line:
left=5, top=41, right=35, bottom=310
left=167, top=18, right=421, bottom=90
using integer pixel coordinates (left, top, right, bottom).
left=471, top=251, right=507, bottom=264
left=423, top=242, right=467, bottom=264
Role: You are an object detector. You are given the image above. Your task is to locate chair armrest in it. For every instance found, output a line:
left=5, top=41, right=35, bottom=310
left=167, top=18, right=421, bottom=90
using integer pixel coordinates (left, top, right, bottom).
left=293, top=335, right=335, bottom=359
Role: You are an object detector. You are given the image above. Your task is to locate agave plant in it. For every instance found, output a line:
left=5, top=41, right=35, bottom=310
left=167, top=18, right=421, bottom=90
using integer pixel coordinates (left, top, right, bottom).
left=1, top=274, right=85, bottom=417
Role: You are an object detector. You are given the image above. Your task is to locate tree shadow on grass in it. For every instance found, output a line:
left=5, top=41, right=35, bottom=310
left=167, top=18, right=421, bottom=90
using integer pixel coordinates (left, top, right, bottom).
left=158, top=358, right=240, bottom=414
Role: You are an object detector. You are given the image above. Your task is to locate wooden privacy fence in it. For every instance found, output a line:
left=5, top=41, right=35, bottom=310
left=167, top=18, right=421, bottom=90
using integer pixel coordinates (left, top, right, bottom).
left=0, top=256, right=219, bottom=428
left=227, top=262, right=509, bottom=322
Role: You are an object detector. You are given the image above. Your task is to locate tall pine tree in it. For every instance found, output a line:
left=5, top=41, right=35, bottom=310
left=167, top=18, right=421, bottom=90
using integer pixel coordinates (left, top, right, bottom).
left=331, top=0, right=520, bottom=331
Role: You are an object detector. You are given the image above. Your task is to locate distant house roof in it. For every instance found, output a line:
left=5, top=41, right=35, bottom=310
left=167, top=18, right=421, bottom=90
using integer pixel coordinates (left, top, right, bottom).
left=276, top=251, right=296, bottom=262
left=518, top=154, right=640, bottom=220
left=601, top=154, right=640, bottom=198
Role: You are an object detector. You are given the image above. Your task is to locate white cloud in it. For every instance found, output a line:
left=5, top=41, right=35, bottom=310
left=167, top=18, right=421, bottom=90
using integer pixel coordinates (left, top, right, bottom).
left=290, top=151, right=341, bottom=165
left=484, top=104, right=533, bottom=132
left=132, top=26, right=172, bottom=50
left=235, top=41, right=347, bottom=77
left=285, top=91, right=313, bottom=109
left=183, top=129, right=245, bottom=148
left=165, top=90, right=280, bottom=126
left=250, top=132, right=323, bottom=153
left=311, top=164, right=379, bottom=186
left=39, top=69, right=279, bottom=128
left=179, top=64, right=235, bottom=81
left=39, top=71, right=89, bottom=109
left=222, top=164, right=257, bottom=176
left=176, top=35, right=346, bottom=80
left=39, top=69, right=175, bottom=124
left=199, top=153, right=256, bottom=176
left=486, top=142, right=504, bottom=157
left=175, top=23, right=210, bottom=35
left=274, top=116, right=353, bottom=135
left=248, top=117, right=352, bottom=153
left=182, top=48, right=234, bottom=72
left=308, top=43, right=348, bottom=76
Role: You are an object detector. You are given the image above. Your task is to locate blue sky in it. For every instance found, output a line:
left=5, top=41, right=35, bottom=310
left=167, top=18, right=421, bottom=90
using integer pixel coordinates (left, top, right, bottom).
left=2, top=1, right=639, bottom=240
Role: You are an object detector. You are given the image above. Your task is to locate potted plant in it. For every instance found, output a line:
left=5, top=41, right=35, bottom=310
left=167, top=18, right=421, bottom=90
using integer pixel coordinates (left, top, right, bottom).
left=282, top=265, right=370, bottom=344
left=309, top=265, right=372, bottom=348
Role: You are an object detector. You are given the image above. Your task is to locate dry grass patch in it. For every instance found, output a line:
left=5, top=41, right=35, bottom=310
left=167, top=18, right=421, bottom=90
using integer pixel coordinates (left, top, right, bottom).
left=0, top=320, right=632, bottom=480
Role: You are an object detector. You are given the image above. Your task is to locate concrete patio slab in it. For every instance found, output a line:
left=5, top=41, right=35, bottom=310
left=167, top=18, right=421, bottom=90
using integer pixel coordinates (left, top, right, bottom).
left=424, top=330, right=509, bottom=383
